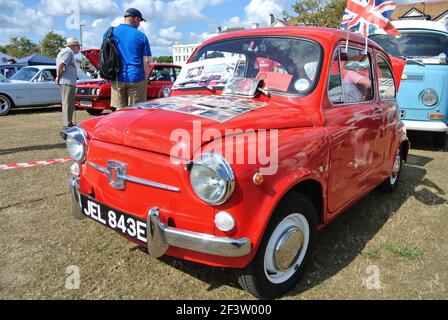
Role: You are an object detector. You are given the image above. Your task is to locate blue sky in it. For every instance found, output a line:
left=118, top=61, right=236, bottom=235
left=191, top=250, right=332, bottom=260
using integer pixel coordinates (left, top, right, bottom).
left=0, top=0, right=426, bottom=56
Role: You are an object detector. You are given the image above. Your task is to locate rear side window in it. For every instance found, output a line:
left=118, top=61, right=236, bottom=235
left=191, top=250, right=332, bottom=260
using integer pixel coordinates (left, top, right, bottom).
left=376, top=55, right=396, bottom=101
left=328, top=47, right=374, bottom=105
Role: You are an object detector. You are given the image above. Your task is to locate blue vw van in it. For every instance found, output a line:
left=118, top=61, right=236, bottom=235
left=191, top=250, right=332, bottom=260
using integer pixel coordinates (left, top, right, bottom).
left=370, top=20, right=448, bottom=147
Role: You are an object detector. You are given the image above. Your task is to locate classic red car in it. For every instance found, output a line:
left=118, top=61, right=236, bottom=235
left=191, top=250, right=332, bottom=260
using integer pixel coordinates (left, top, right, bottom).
left=63, top=27, right=409, bottom=298
left=75, top=49, right=181, bottom=115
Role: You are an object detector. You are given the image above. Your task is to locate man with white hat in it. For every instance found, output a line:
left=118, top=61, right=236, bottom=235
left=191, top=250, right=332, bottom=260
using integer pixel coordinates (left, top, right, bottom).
left=56, top=37, right=81, bottom=129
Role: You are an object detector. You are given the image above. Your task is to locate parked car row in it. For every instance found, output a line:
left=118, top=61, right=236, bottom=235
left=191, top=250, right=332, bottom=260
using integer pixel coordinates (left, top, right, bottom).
left=75, top=49, right=181, bottom=115
left=0, top=65, right=90, bottom=116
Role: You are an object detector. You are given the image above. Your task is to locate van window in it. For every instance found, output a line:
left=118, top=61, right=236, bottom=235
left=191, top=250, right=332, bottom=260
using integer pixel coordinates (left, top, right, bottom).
left=376, top=55, right=396, bottom=100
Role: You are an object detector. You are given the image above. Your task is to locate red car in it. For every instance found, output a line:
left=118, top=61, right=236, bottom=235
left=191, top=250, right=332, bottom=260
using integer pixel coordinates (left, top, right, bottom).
left=75, top=49, right=181, bottom=115
left=63, top=27, right=409, bottom=298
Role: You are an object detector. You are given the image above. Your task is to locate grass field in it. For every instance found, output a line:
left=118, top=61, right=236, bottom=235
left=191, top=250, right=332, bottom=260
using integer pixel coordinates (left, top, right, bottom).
left=0, top=106, right=447, bottom=299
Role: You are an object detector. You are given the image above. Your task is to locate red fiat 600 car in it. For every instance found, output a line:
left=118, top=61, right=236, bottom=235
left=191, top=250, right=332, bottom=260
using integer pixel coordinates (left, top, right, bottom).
left=75, top=49, right=181, bottom=115
left=63, top=27, right=409, bottom=298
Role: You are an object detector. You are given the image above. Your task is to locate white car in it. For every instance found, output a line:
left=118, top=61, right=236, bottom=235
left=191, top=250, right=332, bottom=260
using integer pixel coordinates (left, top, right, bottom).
left=0, top=65, right=91, bottom=116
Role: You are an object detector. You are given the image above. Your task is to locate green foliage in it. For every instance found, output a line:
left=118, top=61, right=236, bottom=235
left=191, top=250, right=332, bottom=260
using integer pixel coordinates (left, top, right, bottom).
left=0, top=37, right=39, bottom=59
left=154, top=56, right=173, bottom=63
left=286, top=0, right=346, bottom=28
left=384, top=243, right=424, bottom=261
left=40, top=32, right=66, bottom=58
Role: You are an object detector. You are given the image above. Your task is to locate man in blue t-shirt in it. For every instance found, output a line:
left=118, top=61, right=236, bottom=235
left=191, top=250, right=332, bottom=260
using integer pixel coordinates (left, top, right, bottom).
left=104, top=8, right=152, bottom=109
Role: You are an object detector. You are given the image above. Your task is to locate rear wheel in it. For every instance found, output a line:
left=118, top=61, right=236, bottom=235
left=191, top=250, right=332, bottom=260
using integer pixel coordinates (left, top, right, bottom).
left=379, top=147, right=403, bottom=193
left=0, top=94, right=12, bottom=116
left=86, top=108, right=103, bottom=116
left=432, top=132, right=446, bottom=148
left=236, top=194, right=317, bottom=299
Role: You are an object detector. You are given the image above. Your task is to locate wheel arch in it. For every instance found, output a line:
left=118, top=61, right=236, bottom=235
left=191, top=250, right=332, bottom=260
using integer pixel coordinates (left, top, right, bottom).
left=400, top=138, right=410, bottom=162
left=0, top=92, right=16, bottom=107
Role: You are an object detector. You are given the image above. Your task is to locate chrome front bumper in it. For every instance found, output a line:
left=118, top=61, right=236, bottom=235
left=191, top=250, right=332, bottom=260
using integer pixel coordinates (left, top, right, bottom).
left=402, top=120, right=448, bottom=133
left=69, top=178, right=251, bottom=258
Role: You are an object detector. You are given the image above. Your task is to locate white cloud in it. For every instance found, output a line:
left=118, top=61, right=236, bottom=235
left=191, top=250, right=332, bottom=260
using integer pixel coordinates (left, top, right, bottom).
left=159, top=26, right=182, bottom=42
left=220, top=0, right=287, bottom=30
left=0, top=0, right=22, bottom=9
left=244, top=0, right=287, bottom=25
left=190, top=31, right=217, bottom=42
left=122, top=0, right=225, bottom=24
left=39, top=0, right=120, bottom=18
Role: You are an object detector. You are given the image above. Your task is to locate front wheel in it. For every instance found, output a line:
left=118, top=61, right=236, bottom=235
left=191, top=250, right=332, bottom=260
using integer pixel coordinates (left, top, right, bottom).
left=0, top=94, right=12, bottom=116
left=85, top=108, right=103, bottom=116
left=379, top=148, right=403, bottom=193
left=236, top=194, right=317, bottom=299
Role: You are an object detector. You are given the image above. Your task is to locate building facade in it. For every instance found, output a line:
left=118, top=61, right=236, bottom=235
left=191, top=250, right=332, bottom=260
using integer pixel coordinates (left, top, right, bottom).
left=172, top=43, right=201, bottom=65
left=392, top=2, right=448, bottom=29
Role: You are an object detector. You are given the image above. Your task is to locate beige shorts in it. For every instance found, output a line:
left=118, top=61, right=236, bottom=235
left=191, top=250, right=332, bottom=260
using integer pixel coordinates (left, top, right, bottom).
left=111, top=80, right=147, bottom=109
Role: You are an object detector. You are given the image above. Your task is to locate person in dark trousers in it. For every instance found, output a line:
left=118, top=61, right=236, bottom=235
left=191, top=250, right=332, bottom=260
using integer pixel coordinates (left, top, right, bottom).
left=105, top=8, right=152, bottom=109
left=56, top=38, right=81, bottom=130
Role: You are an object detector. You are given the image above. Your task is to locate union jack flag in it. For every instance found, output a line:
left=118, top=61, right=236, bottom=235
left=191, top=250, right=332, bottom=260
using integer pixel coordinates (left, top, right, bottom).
left=341, top=0, right=400, bottom=37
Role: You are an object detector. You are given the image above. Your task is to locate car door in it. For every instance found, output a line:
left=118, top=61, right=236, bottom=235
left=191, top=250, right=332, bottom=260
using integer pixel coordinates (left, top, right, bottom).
left=325, top=46, right=382, bottom=213
left=375, top=53, right=400, bottom=176
left=30, top=69, right=61, bottom=104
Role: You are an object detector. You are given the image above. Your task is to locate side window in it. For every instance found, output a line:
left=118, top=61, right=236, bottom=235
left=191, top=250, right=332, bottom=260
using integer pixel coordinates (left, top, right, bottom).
left=328, top=49, right=343, bottom=104
left=340, top=48, right=374, bottom=103
left=376, top=55, right=396, bottom=100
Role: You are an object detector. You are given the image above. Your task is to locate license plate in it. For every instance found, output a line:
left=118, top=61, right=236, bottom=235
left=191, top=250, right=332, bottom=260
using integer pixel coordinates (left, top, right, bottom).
left=80, top=101, right=93, bottom=107
left=80, top=195, right=148, bottom=244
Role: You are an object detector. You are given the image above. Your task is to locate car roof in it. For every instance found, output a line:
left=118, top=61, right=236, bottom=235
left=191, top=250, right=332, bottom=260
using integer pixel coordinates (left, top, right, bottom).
left=151, top=63, right=182, bottom=68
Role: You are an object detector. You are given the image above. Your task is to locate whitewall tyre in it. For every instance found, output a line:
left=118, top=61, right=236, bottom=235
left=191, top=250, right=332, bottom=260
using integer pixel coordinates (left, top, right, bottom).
left=236, top=194, right=317, bottom=299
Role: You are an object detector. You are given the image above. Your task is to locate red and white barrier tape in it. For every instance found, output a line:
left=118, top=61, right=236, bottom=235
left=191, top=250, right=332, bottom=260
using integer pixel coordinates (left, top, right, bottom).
left=0, top=157, right=72, bottom=171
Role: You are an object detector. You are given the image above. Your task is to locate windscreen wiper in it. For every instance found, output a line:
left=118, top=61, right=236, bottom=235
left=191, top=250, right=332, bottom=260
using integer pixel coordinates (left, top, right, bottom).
left=400, top=56, right=425, bottom=67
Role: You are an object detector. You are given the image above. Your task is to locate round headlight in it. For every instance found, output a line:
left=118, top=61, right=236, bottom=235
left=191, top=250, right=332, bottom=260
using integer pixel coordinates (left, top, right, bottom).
left=65, top=126, right=88, bottom=163
left=189, top=153, right=235, bottom=205
left=420, top=89, right=438, bottom=107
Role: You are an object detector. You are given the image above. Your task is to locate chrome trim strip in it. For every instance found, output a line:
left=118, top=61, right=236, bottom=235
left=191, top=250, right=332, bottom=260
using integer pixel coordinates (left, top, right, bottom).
left=87, top=161, right=181, bottom=192
left=147, top=207, right=251, bottom=258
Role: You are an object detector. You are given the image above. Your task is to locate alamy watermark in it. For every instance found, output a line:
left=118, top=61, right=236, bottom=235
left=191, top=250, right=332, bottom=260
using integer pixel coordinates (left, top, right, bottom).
left=65, top=265, right=80, bottom=290
left=363, top=265, right=382, bottom=290
left=170, top=121, right=279, bottom=175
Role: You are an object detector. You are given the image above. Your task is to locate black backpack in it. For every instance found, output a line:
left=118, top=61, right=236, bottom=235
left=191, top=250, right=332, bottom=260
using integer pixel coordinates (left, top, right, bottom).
left=99, top=27, right=120, bottom=81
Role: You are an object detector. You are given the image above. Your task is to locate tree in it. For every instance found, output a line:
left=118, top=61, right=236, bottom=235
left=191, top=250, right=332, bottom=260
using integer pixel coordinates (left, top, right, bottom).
left=40, top=32, right=66, bottom=58
left=285, top=0, right=346, bottom=28
left=0, top=37, right=39, bottom=58
left=154, top=56, right=173, bottom=63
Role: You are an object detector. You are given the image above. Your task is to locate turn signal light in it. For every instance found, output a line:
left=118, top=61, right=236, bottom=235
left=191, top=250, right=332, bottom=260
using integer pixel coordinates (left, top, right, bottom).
left=428, top=113, right=444, bottom=120
left=253, top=173, right=264, bottom=185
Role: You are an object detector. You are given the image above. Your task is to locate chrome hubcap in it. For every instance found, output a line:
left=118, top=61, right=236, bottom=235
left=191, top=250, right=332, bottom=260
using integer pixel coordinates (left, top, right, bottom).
left=274, top=227, right=304, bottom=272
left=264, top=213, right=310, bottom=284
left=0, top=97, right=9, bottom=113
